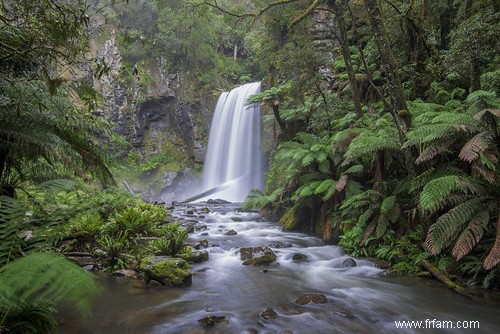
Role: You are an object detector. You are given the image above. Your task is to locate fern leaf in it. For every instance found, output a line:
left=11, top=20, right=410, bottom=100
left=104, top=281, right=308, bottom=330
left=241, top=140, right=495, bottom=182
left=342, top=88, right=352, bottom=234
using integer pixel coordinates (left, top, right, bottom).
left=0, top=252, right=100, bottom=314
left=360, top=218, right=378, bottom=245
left=459, top=132, right=491, bottom=162
left=451, top=210, right=489, bottom=260
left=473, top=108, right=500, bottom=121
left=380, top=195, right=396, bottom=214
left=415, top=139, right=454, bottom=164
left=425, top=197, right=486, bottom=255
left=420, top=175, right=459, bottom=212
left=376, top=214, right=389, bottom=239
left=314, top=179, right=336, bottom=195
left=343, top=165, right=364, bottom=175
left=484, top=214, right=500, bottom=270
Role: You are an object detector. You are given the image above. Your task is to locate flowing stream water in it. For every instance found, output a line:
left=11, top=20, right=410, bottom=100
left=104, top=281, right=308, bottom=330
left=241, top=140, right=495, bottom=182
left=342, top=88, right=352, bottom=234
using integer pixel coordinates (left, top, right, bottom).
left=57, top=203, right=500, bottom=334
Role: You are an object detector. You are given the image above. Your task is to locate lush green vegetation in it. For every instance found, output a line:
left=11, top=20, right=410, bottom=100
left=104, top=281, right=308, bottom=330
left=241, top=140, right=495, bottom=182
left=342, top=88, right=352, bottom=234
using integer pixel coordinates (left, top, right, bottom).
left=236, top=0, right=500, bottom=288
left=1, top=0, right=499, bottom=331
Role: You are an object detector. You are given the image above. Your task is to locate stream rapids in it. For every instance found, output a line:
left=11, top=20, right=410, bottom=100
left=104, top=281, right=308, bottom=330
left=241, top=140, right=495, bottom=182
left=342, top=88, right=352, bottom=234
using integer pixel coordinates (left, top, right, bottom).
left=57, top=203, right=500, bottom=334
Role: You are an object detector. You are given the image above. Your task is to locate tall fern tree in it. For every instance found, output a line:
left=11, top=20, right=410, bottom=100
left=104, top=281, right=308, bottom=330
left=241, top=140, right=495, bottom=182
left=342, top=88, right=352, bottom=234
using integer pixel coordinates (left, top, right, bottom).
left=407, top=91, right=500, bottom=269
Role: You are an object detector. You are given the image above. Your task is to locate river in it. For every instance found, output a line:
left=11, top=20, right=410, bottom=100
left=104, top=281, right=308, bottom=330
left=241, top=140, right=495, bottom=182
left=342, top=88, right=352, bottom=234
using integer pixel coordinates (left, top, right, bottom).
left=57, top=203, right=500, bottom=333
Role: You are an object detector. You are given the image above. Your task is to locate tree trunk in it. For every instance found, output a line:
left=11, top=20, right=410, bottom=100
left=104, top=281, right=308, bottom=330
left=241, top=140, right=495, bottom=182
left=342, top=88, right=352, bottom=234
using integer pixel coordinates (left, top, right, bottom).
left=464, top=0, right=481, bottom=92
left=331, top=1, right=363, bottom=118
left=363, top=0, right=409, bottom=132
left=272, top=104, right=289, bottom=140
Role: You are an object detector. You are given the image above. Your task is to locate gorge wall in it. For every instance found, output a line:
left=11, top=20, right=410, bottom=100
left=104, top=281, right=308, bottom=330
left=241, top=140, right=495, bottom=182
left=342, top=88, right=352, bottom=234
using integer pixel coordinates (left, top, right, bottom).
left=90, top=30, right=213, bottom=202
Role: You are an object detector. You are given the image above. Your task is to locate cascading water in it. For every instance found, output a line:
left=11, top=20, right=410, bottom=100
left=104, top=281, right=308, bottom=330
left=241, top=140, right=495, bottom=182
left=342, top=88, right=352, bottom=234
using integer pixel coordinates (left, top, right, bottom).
left=201, top=82, right=263, bottom=202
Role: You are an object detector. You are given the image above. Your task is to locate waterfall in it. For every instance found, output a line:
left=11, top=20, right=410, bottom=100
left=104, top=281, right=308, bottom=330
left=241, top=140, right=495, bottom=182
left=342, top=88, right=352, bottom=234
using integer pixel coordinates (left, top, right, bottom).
left=201, top=82, right=263, bottom=202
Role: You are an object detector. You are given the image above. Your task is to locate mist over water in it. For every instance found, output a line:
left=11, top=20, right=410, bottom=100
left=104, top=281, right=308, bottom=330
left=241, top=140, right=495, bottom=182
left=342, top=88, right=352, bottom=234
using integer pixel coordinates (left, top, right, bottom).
left=201, top=82, right=263, bottom=202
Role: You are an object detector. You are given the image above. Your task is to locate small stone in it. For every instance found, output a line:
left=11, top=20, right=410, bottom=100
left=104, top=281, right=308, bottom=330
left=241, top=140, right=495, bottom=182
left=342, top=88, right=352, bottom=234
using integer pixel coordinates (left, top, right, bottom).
left=112, top=269, right=137, bottom=278
left=261, top=308, right=277, bottom=319
left=225, top=229, right=238, bottom=235
left=295, top=293, right=327, bottom=305
left=198, top=315, right=227, bottom=327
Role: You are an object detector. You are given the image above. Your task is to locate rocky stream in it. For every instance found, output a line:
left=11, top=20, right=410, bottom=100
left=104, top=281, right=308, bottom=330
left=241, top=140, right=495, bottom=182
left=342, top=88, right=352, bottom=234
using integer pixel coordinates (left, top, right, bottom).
left=57, top=202, right=500, bottom=334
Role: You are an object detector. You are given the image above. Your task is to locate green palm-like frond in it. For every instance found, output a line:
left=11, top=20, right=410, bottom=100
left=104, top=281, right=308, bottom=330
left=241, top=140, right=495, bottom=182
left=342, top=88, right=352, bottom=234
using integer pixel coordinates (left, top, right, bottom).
left=424, top=197, right=487, bottom=255
left=343, top=127, right=400, bottom=165
left=0, top=252, right=100, bottom=315
left=0, top=196, right=28, bottom=266
left=419, top=175, right=460, bottom=212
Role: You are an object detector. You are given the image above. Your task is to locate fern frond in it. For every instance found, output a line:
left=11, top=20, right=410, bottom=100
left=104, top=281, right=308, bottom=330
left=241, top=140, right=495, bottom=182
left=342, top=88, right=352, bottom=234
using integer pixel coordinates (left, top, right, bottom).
left=484, top=215, right=500, bottom=270
left=466, top=90, right=498, bottom=113
left=419, top=175, right=460, bottom=212
left=343, top=128, right=400, bottom=164
left=424, top=197, right=486, bottom=254
left=0, top=252, right=100, bottom=314
left=415, top=139, right=454, bottom=164
left=459, top=132, right=492, bottom=162
left=0, top=196, right=28, bottom=266
left=451, top=210, right=489, bottom=260
left=380, top=196, right=396, bottom=214
left=376, top=214, right=389, bottom=239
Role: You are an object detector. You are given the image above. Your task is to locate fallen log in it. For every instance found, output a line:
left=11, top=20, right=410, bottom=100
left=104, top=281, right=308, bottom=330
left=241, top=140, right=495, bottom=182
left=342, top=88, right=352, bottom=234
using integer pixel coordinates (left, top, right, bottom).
left=420, top=259, right=477, bottom=301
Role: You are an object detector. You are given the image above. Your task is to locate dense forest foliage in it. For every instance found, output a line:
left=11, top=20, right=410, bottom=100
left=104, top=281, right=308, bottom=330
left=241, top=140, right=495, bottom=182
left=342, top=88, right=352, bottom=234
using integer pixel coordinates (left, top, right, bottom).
left=0, top=0, right=499, bottom=332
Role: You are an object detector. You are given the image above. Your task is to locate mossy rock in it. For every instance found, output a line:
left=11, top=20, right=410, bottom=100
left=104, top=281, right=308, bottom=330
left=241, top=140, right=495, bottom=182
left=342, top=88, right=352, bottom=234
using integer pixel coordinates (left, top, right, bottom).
left=140, top=256, right=192, bottom=287
left=240, top=247, right=277, bottom=266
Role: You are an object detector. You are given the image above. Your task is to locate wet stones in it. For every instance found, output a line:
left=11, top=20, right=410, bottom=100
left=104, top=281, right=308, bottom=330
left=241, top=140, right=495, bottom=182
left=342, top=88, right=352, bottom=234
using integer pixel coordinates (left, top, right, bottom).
left=225, top=229, right=238, bottom=235
left=294, top=293, right=327, bottom=305
left=240, top=247, right=277, bottom=266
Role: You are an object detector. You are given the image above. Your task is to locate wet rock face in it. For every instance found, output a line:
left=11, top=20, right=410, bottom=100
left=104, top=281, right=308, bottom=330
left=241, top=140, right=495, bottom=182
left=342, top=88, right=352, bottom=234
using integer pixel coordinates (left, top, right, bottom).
left=140, top=256, right=192, bottom=287
left=240, top=247, right=277, bottom=266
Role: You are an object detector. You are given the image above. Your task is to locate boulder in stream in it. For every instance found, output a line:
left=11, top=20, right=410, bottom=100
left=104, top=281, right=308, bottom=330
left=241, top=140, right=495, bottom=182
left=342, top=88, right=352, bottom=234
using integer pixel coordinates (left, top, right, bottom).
left=140, top=256, right=192, bottom=287
left=261, top=308, right=278, bottom=319
left=240, top=247, right=277, bottom=265
left=295, top=293, right=327, bottom=305
left=225, top=229, right=238, bottom=235
left=198, top=315, right=228, bottom=327
left=342, top=258, right=357, bottom=268
left=179, top=246, right=209, bottom=263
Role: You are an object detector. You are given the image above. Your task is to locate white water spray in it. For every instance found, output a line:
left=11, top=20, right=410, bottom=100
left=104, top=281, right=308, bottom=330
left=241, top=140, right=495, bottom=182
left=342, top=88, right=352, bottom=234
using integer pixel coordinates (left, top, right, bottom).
left=201, top=82, right=263, bottom=202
